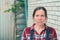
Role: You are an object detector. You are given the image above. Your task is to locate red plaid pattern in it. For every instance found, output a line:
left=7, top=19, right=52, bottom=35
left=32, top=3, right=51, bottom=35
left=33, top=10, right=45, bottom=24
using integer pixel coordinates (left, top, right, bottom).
left=21, top=24, right=57, bottom=40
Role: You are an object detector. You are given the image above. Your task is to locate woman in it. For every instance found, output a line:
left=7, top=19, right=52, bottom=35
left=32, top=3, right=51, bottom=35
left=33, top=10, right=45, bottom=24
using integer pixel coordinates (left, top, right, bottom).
left=21, top=7, right=57, bottom=40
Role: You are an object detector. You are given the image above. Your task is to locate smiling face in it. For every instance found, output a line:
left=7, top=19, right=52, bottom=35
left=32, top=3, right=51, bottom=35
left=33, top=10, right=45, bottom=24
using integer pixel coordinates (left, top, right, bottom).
left=33, top=9, right=47, bottom=26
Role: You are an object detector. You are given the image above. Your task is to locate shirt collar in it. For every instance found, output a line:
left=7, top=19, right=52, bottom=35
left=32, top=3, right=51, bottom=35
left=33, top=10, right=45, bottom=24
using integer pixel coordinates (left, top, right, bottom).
left=31, top=23, right=48, bottom=30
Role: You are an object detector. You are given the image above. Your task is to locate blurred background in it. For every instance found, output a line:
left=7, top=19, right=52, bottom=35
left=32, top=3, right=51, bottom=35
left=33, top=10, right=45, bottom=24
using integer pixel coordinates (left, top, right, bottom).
left=0, top=0, right=60, bottom=40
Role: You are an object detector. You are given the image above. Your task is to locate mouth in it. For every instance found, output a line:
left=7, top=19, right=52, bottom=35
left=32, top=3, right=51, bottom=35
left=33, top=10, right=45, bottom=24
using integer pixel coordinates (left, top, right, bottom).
left=37, top=22, right=43, bottom=23
left=37, top=21, right=41, bottom=22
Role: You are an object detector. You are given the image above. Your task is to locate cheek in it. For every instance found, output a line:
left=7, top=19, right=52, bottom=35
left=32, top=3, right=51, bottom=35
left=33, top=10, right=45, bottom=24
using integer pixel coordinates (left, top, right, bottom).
left=43, top=18, right=46, bottom=20
left=33, top=17, right=38, bottom=21
left=42, top=18, right=46, bottom=22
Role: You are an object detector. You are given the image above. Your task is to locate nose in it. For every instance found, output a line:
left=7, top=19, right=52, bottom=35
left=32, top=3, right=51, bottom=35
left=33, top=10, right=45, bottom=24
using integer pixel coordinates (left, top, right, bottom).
left=38, top=16, right=42, bottom=20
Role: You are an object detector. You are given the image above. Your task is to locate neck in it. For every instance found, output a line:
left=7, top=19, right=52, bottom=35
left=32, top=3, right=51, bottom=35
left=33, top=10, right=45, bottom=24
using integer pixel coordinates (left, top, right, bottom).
left=35, top=24, right=45, bottom=29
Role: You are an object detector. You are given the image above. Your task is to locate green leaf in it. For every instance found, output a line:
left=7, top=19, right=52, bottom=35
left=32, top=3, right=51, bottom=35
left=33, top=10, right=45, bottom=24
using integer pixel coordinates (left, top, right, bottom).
left=4, top=1, right=24, bottom=13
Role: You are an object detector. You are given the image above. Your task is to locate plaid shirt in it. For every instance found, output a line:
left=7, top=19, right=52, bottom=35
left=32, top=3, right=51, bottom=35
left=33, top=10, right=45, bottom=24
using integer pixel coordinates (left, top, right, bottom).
left=21, top=24, right=57, bottom=40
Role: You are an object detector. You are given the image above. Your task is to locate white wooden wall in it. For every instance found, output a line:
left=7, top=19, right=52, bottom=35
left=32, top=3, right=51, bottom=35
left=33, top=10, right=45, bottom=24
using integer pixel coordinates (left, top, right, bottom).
left=0, top=0, right=14, bottom=40
left=28, top=0, right=60, bottom=40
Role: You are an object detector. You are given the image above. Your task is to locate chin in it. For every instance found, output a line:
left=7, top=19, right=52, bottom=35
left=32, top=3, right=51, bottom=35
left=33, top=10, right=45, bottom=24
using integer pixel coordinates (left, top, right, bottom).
left=37, top=23, right=43, bottom=25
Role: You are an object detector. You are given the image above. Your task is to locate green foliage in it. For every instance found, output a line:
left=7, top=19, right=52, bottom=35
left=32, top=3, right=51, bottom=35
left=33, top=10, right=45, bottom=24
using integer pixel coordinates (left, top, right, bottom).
left=5, top=1, right=24, bottom=13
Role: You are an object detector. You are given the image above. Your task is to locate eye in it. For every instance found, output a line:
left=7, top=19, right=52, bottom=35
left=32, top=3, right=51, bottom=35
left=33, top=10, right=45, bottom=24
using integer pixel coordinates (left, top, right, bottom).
left=36, top=15, right=39, bottom=17
left=41, top=15, right=45, bottom=17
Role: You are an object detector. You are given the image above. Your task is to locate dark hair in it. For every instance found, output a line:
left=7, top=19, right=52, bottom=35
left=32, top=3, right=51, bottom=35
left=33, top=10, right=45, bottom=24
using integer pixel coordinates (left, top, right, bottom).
left=33, top=7, right=47, bottom=18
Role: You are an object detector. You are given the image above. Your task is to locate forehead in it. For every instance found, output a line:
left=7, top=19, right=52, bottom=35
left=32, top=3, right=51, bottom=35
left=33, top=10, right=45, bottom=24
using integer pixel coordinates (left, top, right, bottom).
left=35, top=9, right=45, bottom=15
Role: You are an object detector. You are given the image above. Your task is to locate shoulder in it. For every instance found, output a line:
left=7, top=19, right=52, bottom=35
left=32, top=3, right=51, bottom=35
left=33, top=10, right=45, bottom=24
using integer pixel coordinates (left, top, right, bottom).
left=23, top=27, right=31, bottom=33
left=24, top=27, right=30, bottom=31
left=47, top=26, right=56, bottom=33
left=48, top=26, right=55, bottom=30
left=47, top=26, right=57, bottom=39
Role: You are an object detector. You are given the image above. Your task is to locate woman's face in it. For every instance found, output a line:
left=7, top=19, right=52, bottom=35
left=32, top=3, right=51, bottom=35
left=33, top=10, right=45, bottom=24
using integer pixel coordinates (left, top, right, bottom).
left=33, top=9, right=47, bottom=26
